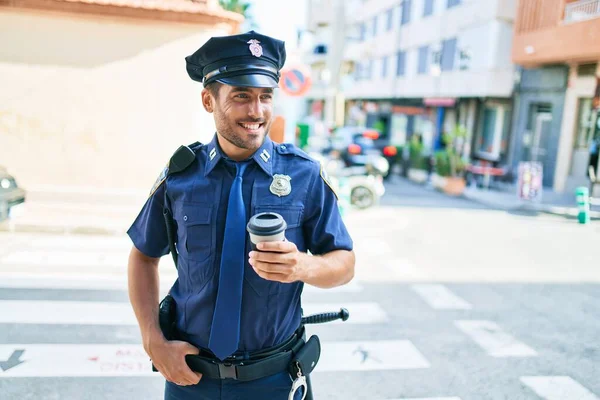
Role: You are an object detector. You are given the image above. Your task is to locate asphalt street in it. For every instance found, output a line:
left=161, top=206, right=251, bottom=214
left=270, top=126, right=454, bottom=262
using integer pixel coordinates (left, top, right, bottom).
left=0, top=178, right=599, bottom=400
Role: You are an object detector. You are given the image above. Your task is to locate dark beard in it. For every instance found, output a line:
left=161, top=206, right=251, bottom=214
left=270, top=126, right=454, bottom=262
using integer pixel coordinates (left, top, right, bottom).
left=214, top=108, right=270, bottom=151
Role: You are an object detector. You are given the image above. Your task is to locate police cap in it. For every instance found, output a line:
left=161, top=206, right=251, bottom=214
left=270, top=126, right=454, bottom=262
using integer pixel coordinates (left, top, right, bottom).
left=185, top=30, right=286, bottom=88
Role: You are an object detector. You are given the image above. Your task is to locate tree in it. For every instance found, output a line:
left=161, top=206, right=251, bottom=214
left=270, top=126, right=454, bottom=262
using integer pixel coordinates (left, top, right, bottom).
left=219, top=0, right=256, bottom=28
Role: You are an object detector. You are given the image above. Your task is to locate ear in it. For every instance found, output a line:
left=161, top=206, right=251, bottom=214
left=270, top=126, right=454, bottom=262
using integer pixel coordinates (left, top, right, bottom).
left=201, top=89, right=214, bottom=113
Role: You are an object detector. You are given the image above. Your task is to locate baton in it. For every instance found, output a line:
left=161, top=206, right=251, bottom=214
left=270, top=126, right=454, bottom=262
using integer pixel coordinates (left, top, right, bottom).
left=301, top=308, right=349, bottom=325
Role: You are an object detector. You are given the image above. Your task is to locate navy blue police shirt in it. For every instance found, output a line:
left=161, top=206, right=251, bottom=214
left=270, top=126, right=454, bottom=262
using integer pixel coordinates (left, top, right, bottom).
left=127, top=134, right=353, bottom=353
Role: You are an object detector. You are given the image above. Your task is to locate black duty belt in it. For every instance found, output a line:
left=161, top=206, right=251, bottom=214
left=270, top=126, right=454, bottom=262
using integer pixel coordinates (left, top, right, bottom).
left=182, top=330, right=305, bottom=381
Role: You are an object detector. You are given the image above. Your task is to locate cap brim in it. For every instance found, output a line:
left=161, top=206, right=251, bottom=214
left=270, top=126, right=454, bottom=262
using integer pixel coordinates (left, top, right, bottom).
left=217, top=74, right=278, bottom=88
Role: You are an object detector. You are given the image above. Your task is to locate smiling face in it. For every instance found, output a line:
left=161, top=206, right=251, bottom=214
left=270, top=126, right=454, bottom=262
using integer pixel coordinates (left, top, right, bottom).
left=202, top=82, right=275, bottom=161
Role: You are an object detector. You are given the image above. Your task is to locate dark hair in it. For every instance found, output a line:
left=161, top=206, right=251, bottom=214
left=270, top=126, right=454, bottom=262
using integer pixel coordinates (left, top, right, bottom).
left=206, top=81, right=222, bottom=99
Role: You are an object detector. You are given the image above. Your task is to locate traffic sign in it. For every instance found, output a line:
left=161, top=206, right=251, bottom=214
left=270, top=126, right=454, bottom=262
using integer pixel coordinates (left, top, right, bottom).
left=279, top=66, right=312, bottom=97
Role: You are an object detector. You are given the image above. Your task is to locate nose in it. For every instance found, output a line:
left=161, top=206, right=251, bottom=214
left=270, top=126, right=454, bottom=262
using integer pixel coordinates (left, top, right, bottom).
left=247, top=97, right=263, bottom=119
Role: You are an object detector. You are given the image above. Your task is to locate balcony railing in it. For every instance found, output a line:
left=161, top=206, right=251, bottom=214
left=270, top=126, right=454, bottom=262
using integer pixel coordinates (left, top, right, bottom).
left=564, top=0, right=600, bottom=23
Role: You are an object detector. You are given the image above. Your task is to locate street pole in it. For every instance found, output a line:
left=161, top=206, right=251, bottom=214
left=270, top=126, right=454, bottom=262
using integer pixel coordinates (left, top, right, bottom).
left=324, top=0, right=346, bottom=129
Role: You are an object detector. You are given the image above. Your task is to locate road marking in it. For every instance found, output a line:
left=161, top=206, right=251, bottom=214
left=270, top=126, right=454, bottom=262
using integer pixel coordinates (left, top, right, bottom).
left=303, top=280, right=363, bottom=293
left=0, top=300, right=376, bottom=325
left=302, top=302, right=388, bottom=324
left=0, top=251, right=128, bottom=267
left=520, top=376, right=599, bottom=400
left=0, top=273, right=362, bottom=293
left=0, top=273, right=175, bottom=291
left=0, top=345, right=154, bottom=377
left=386, top=398, right=462, bottom=400
left=411, top=284, right=472, bottom=310
left=454, top=320, right=537, bottom=357
left=0, top=340, right=429, bottom=377
left=318, top=340, right=430, bottom=371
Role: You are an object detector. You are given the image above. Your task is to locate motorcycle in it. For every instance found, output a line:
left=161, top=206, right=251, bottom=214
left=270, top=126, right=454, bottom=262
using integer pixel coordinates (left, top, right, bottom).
left=310, top=151, right=388, bottom=210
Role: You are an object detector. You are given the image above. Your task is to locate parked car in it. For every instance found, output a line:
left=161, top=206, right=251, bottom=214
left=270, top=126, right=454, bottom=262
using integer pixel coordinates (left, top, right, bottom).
left=0, top=166, right=26, bottom=221
left=330, top=127, right=398, bottom=179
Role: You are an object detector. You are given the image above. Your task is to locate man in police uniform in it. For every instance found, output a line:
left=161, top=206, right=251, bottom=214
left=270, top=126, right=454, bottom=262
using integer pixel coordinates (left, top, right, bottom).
left=127, top=31, right=355, bottom=399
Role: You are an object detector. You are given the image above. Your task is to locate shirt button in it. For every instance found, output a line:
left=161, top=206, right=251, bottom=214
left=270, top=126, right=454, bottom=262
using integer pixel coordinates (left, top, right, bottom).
left=280, top=145, right=286, bottom=150
left=183, top=215, right=188, bottom=221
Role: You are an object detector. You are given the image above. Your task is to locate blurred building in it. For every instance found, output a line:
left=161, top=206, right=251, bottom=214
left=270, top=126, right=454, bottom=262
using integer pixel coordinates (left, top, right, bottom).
left=304, top=0, right=517, bottom=164
left=0, top=0, right=241, bottom=191
left=512, top=0, right=600, bottom=191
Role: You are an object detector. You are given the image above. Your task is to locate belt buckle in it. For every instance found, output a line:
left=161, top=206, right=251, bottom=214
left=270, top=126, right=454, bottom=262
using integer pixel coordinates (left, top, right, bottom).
left=218, top=362, right=238, bottom=380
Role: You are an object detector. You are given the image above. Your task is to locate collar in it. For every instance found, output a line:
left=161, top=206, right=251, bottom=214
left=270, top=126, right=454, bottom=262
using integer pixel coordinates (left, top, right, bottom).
left=204, top=134, right=274, bottom=177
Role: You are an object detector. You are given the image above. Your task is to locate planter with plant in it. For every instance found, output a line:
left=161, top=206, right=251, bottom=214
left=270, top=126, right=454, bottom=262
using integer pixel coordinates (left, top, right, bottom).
left=433, top=125, right=468, bottom=196
left=407, top=135, right=428, bottom=183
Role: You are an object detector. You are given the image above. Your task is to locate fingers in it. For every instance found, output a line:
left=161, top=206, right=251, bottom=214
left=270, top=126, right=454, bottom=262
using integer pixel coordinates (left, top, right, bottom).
left=162, top=342, right=202, bottom=386
left=251, top=263, right=296, bottom=283
left=256, top=240, right=297, bottom=253
left=249, top=251, right=297, bottom=268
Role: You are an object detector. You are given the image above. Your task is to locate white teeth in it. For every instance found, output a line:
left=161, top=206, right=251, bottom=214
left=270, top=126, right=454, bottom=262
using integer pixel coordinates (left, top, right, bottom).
left=241, top=123, right=260, bottom=130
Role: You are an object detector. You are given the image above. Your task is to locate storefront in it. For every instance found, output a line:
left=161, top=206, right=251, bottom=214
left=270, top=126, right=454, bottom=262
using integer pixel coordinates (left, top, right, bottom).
left=510, top=66, right=569, bottom=187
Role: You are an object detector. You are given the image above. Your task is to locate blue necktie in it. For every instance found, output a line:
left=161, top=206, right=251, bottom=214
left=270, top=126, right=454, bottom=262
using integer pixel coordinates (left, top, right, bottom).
left=208, top=162, right=248, bottom=360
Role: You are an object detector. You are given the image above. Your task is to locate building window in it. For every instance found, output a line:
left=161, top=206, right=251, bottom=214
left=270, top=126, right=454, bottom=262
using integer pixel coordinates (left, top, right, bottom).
left=360, top=22, right=366, bottom=41
left=401, top=0, right=412, bottom=26
left=447, top=0, right=460, bottom=8
left=575, top=98, right=595, bottom=149
left=365, top=59, right=373, bottom=80
left=386, top=9, right=394, bottom=31
left=314, top=44, right=327, bottom=55
left=396, top=51, right=406, bottom=76
left=441, top=38, right=457, bottom=71
left=355, top=63, right=362, bottom=81
left=476, top=103, right=510, bottom=161
left=372, top=15, right=378, bottom=37
left=423, top=0, right=434, bottom=16
left=418, top=46, right=429, bottom=74
left=382, top=56, right=389, bottom=78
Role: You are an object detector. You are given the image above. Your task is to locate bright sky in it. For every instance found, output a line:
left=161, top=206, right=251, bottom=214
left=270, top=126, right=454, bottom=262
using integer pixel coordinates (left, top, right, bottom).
left=244, top=0, right=307, bottom=51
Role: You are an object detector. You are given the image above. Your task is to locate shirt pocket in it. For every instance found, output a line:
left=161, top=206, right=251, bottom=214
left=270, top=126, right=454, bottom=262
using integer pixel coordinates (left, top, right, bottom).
left=181, top=203, right=213, bottom=263
left=245, top=205, right=303, bottom=296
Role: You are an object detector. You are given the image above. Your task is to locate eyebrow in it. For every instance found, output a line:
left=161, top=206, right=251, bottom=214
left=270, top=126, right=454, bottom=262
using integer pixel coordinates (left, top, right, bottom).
left=231, top=87, right=274, bottom=94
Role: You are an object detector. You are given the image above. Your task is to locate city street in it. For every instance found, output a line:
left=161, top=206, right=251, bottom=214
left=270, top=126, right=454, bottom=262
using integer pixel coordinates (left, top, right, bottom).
left=0, top=179, right=599, bottom=400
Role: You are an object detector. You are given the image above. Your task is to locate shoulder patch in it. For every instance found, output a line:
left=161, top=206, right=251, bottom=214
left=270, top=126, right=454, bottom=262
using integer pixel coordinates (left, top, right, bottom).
left=149, top=164, right=168, bottom=197
left=320, top=163, right=338, bottom=200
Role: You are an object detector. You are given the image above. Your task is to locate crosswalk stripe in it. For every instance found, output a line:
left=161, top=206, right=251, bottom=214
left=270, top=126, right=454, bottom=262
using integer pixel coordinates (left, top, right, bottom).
left=316, top=340, right=430, bottom=371
left=385, top=398, right=462, bottom=400
left=0, top=273, right=176, bottom=291
left=411, top=284, right=472, bottom=310
left=0, top=251, right=129, bottom=267
left=0, top=300, right=378, bottom=325
left=454, top=320, right=537, bottom=357
left=302, top=302, right=388, bottom=324
left=0, top=340, right=430, bottom=377
left=520, top=376, right=599, bottom=400
left=0, top=274, right=363, bottom=294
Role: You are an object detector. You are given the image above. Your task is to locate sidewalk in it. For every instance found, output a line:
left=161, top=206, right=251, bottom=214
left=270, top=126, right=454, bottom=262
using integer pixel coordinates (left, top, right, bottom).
left=0, top=186, right=146, bottom=235
left=462, top=183, right=600, bottom=219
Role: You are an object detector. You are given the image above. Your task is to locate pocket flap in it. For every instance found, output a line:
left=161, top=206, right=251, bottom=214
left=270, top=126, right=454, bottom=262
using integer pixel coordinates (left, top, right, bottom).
left=181, top=204, right=212, bottom=226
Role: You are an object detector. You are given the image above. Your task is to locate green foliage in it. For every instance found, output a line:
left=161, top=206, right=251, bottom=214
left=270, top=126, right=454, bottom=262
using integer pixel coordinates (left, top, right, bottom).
left=409, top=136, right=427, bottom=170
left=434, top=151, right=451, bottom=177
left=435, top=125, right=467, bottom=178
left=219, top=0, right=256, bottom=27
left=219, top=0, right=251, bottom=15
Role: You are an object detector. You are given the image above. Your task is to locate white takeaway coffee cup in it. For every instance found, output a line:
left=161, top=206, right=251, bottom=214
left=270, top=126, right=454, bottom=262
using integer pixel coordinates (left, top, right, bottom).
left=246, top=212, right=287, bottom=250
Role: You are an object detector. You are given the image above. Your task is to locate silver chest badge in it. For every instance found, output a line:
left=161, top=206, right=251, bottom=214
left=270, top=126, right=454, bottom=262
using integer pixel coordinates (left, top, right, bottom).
left=270, top=174, right=291, bottom=197
left=247, top=39, right=263, bottom=58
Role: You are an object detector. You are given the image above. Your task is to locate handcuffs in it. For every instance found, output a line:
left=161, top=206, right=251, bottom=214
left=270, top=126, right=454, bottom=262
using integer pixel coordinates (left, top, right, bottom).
left=289, top=361, right=308, bottom=400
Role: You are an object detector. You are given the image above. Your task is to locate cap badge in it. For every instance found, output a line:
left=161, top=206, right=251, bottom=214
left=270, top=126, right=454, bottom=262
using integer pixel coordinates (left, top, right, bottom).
left=247, top=39, right=263, bottom=58
left=270, top=174, right=291, bottom=197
